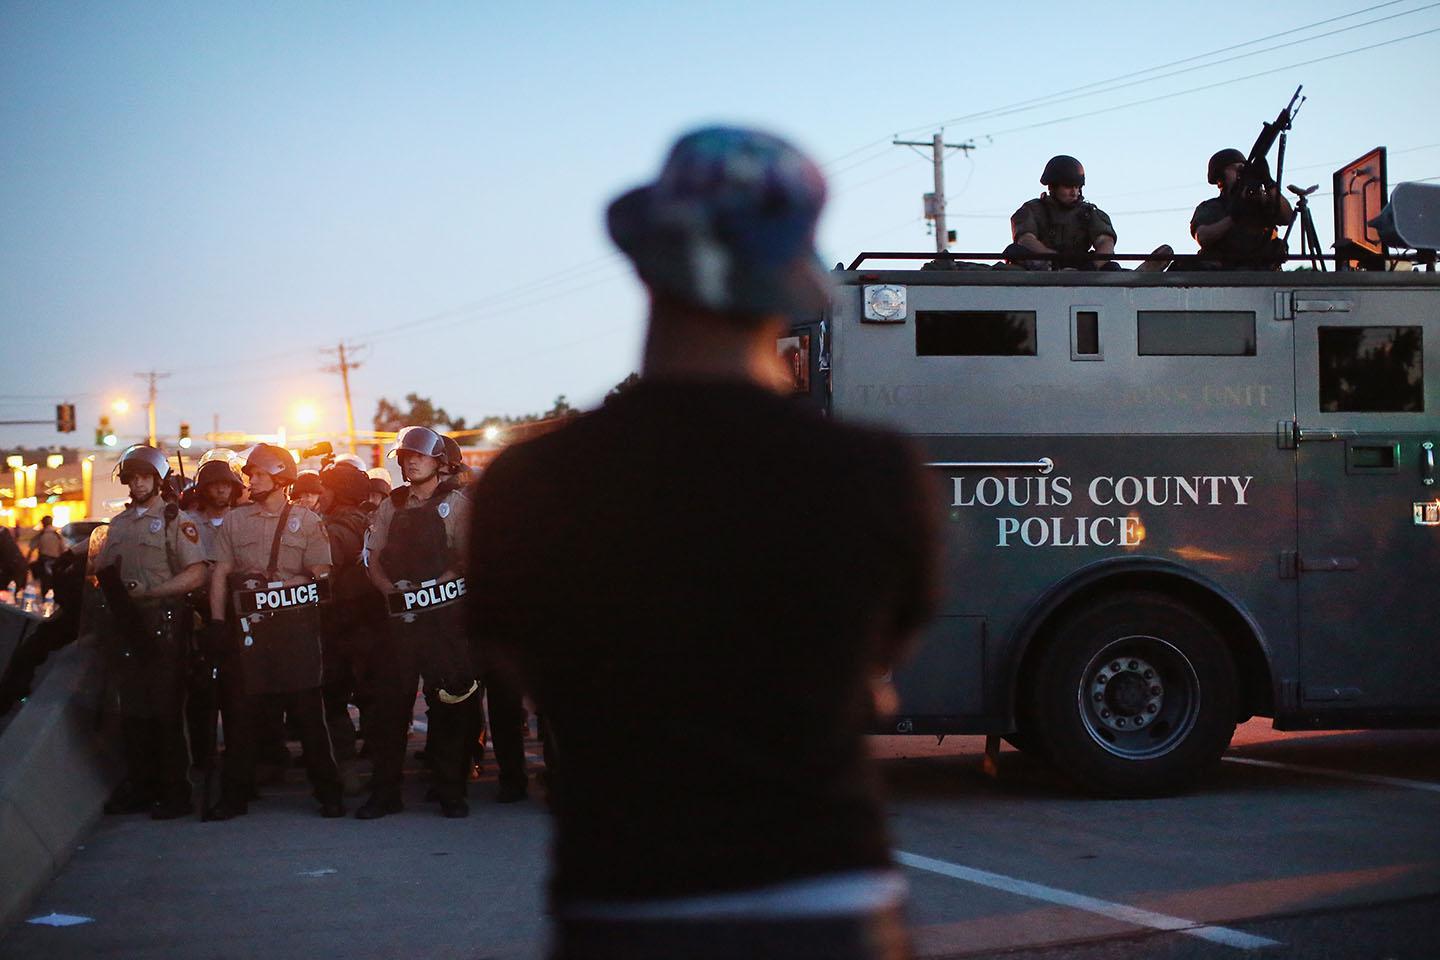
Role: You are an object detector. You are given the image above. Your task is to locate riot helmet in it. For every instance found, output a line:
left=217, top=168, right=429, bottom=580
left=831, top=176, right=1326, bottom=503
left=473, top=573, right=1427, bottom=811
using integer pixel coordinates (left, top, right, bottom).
left=114, top=444, right=172, bottom=482
left=195, top=458, right=243, bottom=493
left=388, top=425, right=446, bottom=461
left=1207, top=148, right=1246, bottom=185
left=440, top=435, right=464, bottom=475
left=1040, top=155, right=1085, bottom=187
left=332, top=452, right=367, bottom=472
left=243, top=443, right=298, bottom=484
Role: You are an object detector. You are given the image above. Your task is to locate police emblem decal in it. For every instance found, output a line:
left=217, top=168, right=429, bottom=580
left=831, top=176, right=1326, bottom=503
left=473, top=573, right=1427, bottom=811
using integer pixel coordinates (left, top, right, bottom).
left=287, top=516, right=301, bottom=533
left=149, top=517, right=163, bottom=534
left=181, top=520, right=199, bottom=544
left=437, top=501, right=451, bottom=519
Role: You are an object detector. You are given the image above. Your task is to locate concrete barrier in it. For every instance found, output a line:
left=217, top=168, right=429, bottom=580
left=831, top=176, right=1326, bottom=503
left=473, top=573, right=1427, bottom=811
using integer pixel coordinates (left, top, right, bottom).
left=0, top=641, right=121, bottom=930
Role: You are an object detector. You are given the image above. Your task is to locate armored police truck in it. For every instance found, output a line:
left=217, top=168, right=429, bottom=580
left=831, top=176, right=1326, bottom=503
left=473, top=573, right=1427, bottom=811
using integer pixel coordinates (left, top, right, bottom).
left=784, top=184, right=1440, bottom=797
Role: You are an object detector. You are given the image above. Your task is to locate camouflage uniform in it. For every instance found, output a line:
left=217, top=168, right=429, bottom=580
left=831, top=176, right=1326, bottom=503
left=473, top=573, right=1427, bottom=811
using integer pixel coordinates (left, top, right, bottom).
left=1009, top=194, right=1117, bottom=268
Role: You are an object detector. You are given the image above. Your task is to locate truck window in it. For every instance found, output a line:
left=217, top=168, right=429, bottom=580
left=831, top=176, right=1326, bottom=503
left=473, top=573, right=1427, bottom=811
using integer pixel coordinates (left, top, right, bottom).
left=916, top=310, right=1036, bottom=357
left=1137, top=311, right=1256, bottom=356
left=1318, top=325, right=1424, bottom=412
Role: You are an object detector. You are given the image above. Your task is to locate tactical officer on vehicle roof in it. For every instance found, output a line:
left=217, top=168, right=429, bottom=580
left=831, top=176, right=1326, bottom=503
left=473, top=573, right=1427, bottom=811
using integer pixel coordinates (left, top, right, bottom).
left=93, top=444, right=209, bottom=820
left=1190, top=147, right=1294, bottom=270
left=1006, top=155, right=1119, bottom=270
left=360, top=426, right=482, bottom=818
left=204, top=443, right=342, bottom=819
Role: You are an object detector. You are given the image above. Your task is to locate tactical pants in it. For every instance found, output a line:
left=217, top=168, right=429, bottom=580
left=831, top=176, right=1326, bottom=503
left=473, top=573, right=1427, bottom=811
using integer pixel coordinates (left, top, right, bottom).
left=115, top=624, right=190, bottom=805
left=368, top=633, right=480, bottom=805
left=120, top=703, right=190, bottom=805
left=219, top=667, right=341, bottom=805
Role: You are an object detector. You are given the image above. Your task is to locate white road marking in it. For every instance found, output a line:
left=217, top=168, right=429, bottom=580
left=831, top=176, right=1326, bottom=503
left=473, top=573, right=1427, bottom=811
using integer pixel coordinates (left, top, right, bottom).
left=1224, top=756, right=1440, bottom=794
left=895, top=851, right=1281, bottom=951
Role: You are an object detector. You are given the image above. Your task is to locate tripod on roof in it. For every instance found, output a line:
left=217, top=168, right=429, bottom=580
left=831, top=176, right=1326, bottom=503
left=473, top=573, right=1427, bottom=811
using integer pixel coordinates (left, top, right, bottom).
left=1283, top=183, right=1326, bottom=271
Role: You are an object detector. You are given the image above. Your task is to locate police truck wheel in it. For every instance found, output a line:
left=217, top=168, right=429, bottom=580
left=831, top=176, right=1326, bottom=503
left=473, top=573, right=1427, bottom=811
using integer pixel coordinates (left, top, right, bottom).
left=1032, top=591, right=1237, bottom=797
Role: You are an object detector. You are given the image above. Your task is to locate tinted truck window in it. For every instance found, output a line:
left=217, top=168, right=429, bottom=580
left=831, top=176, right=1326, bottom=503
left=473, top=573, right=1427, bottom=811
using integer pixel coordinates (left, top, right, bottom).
left=1318, top=326, right=1424, bottom=412
left=916, top=310, right=1037, bottom=356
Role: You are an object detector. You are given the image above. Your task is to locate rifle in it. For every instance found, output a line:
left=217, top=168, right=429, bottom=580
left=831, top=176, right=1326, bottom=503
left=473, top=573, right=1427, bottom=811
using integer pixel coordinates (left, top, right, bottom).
left=95, top=560, right=154, bottom=661
left=1233, top=86, right=1305, bottom=218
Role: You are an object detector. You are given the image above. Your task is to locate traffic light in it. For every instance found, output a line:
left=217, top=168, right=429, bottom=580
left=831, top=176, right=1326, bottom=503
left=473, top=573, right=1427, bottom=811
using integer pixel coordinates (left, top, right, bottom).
left=55, top=403, right=76, bottom=433
left=96, top=416, right=117, bottom=447
left=178, top=421, right=191, bottom=449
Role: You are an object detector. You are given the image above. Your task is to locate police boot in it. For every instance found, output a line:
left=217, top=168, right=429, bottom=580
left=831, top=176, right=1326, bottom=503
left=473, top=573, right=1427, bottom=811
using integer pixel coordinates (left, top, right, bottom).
left=103, top=781, right=154, bottom=815
left=204, top=796, right=249, bottom=821
left=355, top=793, right=403, bottom=820
left=150, top=797, right=193, bottom=821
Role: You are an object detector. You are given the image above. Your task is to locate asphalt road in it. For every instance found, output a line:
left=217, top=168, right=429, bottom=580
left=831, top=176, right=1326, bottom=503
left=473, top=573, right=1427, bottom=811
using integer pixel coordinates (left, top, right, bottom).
left=3, top=720, right=1438, bottom=959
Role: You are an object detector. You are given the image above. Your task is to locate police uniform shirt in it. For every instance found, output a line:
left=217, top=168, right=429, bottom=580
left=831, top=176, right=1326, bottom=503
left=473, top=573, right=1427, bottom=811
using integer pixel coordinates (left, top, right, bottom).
left=213, top=502, right=331, bottom=578
left=192, top=511, right=227, bottom=560
left=1010, top=194, right=1117, bottom=256
left=368, top=484, right=471, bottom=573
left=1190, top=196, right=1278, bottom=262
left=93, top=501, right=208, bottom=598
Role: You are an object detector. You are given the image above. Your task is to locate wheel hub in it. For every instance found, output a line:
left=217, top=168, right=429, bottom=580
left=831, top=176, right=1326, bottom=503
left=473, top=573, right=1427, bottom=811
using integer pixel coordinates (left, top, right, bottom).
left=1089, top=656, right=1163, bottom=732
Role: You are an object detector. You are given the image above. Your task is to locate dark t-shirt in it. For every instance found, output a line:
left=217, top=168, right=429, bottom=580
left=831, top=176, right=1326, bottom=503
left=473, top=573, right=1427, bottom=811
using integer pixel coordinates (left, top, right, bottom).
left=468, top=379, right=938, bottom=905
left=1190, top=195, right=1281, bottom=265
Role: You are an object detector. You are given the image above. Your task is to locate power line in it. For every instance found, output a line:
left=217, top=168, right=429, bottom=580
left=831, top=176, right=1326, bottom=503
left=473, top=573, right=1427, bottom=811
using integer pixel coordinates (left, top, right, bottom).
left=961, top=3, right=1438, bottom=128
left=899, top=0, right=1425, bottom=135
left=976, top=25, right=1440, bottom=140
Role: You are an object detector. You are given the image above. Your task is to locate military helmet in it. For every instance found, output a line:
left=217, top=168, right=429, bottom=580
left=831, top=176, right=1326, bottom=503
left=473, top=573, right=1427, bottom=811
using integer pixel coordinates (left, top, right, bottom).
left=194, top=458, right=244, bottom=492
left=1040, top=155, right=1085, bottom=187
left=115, top=444, right=172, bottom=482
left=1208, top=148, right=1247, bottom=185
left=388, top=425, right=446, bottom=461
left=291, top=470, right=324, bottom=498
left=243, top=443, right=298, bottom=484
left=321, top=462, right=372, bottom=505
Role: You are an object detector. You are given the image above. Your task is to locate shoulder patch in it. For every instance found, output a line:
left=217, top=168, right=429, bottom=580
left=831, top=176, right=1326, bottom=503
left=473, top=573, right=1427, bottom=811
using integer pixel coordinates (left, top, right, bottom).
left=287, top=515, right=301, bottom=534
left=180, top=520, right=199, bottom=544
left=437, top=501, right=451, bottom=519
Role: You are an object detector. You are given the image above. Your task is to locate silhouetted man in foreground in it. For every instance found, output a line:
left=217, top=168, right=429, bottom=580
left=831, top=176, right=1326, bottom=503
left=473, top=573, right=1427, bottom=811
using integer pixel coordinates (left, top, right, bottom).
left=468, top=125, right=939, bottom=960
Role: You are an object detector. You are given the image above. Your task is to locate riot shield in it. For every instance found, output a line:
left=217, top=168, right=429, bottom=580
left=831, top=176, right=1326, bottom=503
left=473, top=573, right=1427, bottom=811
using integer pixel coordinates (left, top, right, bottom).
left=228, top=573, right=329, bottom=695
left=387, top=574, right=474, bottom=697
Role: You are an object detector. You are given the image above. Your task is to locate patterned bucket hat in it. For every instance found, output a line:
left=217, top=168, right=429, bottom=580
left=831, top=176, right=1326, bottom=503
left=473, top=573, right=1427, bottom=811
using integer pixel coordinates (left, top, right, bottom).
left=607, top=125, right=829, bottom=317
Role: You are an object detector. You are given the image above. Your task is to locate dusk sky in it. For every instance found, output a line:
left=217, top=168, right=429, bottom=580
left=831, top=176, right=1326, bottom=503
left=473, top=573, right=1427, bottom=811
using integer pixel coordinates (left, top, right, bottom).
left=3, top=1, right=1438, bottom=451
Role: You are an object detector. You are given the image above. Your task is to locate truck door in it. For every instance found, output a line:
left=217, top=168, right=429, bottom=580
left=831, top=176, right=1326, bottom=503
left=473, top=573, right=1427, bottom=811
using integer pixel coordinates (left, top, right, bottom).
left=1292, top=290, right=1440, bottom=712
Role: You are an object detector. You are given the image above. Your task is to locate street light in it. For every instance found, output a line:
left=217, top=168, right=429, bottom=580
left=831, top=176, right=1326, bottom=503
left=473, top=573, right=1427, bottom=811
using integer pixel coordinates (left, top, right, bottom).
left=292, top=403, right=318, bottom=428
left=111, top=398, right=130, bottom=415
left=483, top=425, right=502, bottom=444
left=46, top=453, right=63, bottom=469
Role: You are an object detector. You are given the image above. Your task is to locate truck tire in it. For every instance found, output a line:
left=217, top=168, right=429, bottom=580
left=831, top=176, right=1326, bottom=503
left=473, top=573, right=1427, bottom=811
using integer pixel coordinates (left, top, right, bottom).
left=1031, top=590, right=1238, bottom=797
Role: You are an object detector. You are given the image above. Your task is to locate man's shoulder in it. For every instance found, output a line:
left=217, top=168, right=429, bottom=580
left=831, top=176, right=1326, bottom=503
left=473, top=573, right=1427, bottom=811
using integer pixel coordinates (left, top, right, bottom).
left=1192, top=196, right=1225, bottom=222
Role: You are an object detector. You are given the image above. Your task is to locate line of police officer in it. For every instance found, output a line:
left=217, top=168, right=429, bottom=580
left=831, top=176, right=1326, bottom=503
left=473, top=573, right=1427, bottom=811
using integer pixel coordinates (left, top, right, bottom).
left=92, top=426, right=526, bottom=821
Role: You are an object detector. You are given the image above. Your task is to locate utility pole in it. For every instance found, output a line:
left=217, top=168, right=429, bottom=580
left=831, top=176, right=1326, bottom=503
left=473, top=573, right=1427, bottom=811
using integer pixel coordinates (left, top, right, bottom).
left=893, top=133, right=976, bottom=253
left=134, top=370, right=170, bottom=447
left=321, top=342, right=363, bottom=454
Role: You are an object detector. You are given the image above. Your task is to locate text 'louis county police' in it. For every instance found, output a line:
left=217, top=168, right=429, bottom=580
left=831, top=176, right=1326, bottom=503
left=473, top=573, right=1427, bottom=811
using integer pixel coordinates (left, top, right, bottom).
left=950, top=474, right=1254, bottom=548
